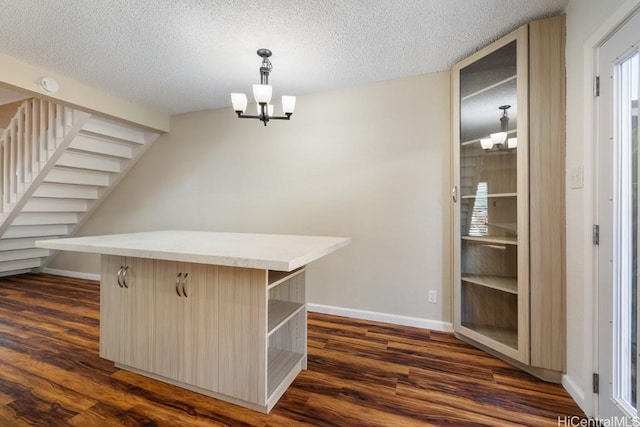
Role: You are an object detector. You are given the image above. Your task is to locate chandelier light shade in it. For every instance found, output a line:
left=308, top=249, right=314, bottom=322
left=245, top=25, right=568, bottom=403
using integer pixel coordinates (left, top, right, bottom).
left=481, top=105, right=514, bottom=151
left=231, top=49, right=296, bottom=126
left=282, top=96, right=296, bottom=114
left=480, top=138, right=494, bottom=150
left=230, top=93, right=248, bottom=113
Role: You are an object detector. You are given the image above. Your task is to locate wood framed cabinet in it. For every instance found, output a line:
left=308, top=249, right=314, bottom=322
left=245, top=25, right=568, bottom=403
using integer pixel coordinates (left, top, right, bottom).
left=99, top=255, right=308, bottom=413
left=452, top=15, right=565, bottom=381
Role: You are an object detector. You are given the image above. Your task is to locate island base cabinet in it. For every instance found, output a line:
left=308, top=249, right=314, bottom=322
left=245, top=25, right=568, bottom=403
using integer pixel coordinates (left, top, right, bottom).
left=98, top=255, right=307, bottom=413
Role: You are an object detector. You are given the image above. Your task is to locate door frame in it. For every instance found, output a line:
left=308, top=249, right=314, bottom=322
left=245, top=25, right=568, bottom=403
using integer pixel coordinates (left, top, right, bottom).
left=585, top=0, right=640, bottom=417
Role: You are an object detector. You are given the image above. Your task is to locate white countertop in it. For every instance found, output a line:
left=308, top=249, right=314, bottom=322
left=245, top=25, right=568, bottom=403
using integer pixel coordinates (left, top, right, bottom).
left=36, top=230, right=351, bottom=271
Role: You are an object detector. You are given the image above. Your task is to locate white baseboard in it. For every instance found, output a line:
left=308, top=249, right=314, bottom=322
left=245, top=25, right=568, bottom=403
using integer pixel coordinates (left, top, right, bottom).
left=42, top=267, right=100, bottom=281
left=562, top=374, right=589, bottom=416
left=307, top=303, right=453, bottom=332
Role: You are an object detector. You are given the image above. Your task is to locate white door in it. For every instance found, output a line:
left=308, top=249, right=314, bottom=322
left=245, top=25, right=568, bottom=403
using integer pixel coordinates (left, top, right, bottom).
left=597, top=8, right=640, bottom=420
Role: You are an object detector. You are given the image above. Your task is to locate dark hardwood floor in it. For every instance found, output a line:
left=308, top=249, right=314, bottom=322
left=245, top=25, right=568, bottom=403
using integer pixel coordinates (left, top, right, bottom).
left=0, top=273, right=584, bottom=426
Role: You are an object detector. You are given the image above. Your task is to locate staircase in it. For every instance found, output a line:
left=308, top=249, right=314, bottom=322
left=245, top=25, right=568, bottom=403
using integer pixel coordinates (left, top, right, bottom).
left=0, top=98, right=159, bottom=276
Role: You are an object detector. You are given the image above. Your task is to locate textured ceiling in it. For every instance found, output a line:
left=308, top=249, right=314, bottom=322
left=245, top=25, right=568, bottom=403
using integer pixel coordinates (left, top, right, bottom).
left=0, top=0, right=568, bottom=115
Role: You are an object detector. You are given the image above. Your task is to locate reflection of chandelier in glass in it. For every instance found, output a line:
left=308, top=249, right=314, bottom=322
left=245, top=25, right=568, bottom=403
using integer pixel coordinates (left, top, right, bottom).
left=480, top=105, right=517, bottom=150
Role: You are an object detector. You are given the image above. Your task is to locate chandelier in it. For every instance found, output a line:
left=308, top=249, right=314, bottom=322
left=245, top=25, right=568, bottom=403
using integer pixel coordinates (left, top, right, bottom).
left=230, top=49, right=296, bottom=126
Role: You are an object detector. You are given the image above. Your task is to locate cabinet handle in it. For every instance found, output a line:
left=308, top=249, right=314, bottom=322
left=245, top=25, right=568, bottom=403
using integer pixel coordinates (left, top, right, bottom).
left=117, top=266, right=124, bottom=288
left=452, top=186, right=458, bottom=203
left=176, top=272, right=183, bottom=297
left=122, top=266, right=129, bottom=288
left=182, top=273, right=189, bottom=298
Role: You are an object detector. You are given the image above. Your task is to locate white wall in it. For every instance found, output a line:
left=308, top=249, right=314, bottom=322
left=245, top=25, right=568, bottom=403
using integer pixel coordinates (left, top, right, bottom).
left=563, top=0, right=637, bottom=415
left=50, top=72, right=453, bottom=328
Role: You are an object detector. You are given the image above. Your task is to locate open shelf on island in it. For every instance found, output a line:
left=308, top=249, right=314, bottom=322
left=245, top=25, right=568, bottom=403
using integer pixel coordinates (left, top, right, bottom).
left=267, top=348, right=305, bottom=398
left=268, top=299, right=305, bottom=336
left=462, top=274, right=517, bottom=294
left=461, top=322, right=518, bottom=349
left=268, top=267, right=305, bottom=289
left=462, top=235, right=517, bottom=245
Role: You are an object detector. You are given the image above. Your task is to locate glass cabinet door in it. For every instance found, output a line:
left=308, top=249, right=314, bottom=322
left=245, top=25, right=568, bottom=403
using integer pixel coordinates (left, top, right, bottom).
left=454, top=29, right=528, bottom=362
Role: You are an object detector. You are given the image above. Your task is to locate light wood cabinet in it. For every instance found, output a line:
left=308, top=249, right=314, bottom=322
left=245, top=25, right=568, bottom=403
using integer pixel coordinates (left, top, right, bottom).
left=452, top=15, right=565, bottom=381
left=99, top=255, right=307, bottom=413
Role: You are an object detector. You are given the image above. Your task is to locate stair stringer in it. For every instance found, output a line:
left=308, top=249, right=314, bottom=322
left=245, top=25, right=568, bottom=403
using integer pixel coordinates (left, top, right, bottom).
left=38, top=129, right=161, bottom=271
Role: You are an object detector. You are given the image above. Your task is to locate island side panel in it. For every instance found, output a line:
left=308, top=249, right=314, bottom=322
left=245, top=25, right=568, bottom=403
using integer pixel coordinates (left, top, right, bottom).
left=217, top=266, right=267, bottom=406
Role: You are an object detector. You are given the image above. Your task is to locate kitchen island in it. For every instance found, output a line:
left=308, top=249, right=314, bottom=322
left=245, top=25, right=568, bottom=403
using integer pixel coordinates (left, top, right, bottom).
left=36, top=230, right=350, bottom=413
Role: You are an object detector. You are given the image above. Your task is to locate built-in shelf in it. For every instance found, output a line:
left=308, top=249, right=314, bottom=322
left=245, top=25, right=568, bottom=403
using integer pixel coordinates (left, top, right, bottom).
left=462, top=274, right=517, bottom=294
left=268, top=267, right=305, bottom=289
left=461, top=75, right=517, bottom=101
left=461, top=193, right=517, bottom=199
left=461, top=323, right=518, bottom=349
left=462, top=235, right=517, bottom=245
left=461, top=129, right=518, bottom=147
left=268, top=299, right=305, bottom=336
left=267, top=348, right=305, bottom=398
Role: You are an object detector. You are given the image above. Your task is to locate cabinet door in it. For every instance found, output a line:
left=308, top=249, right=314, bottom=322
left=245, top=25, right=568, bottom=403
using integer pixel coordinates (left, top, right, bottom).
left=119, top=257, right=155, bottom=371
left=152, top=261, right=219, bottom=388
left=453, top=24, right=529, bottom=363
left=99, top=255, right=124, bottom=362
left=182, top=262, right=219, bottom=391
left=152, top=260, right=183, bottom=381
left=99, top=255, right=154, bottom=370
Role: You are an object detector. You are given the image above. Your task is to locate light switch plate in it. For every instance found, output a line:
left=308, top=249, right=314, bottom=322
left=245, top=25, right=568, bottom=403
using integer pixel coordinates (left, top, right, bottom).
left=570, top=165, right=584, bottom=189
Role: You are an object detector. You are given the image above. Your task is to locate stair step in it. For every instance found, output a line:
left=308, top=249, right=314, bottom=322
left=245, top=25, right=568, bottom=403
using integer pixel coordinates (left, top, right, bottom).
left=24, top=198, right=87, bottom=213
left=0, top=258, right=42, bottom=273
left=81, top=117, right=147, bottom=144
left=0, top=248, right=50, bottom=262
left=0, top=237, right=42, bottom=251
left=69, top=134, right=134, bottom=158
left=33, top=183, right=99, bottom=199
left=3, top=225, right=69, bottom=238
left=56, top=152, right=121, bottom=173
left=45, top=167, right=110, bottom=187
left=13, top=212, right=79, bottom=226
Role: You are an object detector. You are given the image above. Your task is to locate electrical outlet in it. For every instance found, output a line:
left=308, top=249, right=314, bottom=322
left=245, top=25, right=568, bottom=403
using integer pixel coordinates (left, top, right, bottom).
left=428, top=290, right=437, bottom=304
